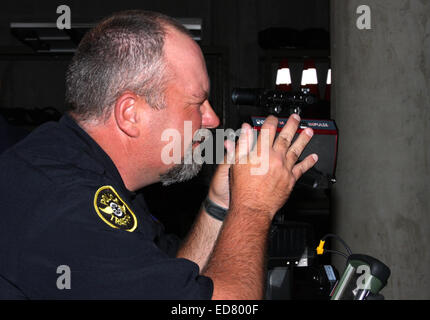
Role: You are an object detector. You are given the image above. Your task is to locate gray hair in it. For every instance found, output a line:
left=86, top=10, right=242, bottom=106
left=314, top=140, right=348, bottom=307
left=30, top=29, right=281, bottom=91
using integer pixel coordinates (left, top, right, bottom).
left=159, top=143, right=203, bottom=186
left=65, top=10, right=191, bottom=121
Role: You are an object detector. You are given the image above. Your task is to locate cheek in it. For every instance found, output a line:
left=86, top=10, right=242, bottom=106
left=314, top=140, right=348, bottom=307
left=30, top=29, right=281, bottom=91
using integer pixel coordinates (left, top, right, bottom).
left=188, top=107, right=203, bottom=128
left=179, top=108, right=202, bottom=132
left=179, top=111, right=203, bottom=149
left=192, top=113, right=203, bottom=133
left=156, top=109, right=203, bottom=154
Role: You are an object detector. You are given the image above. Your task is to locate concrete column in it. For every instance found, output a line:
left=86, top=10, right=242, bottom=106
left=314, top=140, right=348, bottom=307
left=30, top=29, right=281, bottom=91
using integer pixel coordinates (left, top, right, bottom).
left=330, top=0, right=430, bottom=299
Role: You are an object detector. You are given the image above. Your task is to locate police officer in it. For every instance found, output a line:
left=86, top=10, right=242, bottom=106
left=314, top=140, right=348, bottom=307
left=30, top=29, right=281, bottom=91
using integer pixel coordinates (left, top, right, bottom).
left=0, top=10, right=317, bottom=299
left=0, top=114, right=28, bottom=154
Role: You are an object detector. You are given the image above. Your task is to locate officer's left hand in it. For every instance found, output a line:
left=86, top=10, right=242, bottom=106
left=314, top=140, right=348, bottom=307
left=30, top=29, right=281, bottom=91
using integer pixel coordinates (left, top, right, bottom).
left=207, top=142, right=232, bottom=209
left=207, top=123, right=254, bottom=209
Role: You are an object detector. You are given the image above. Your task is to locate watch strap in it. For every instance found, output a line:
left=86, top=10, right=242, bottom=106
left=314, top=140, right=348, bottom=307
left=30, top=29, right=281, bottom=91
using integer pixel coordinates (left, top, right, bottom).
left=203, top=197, right=228, bottom=221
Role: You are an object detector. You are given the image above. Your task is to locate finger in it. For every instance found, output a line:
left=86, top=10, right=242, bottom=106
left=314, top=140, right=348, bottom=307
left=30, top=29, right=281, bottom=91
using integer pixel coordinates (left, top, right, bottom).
left=236, top=122, right=254, bottom=163
left=291, top=153, right=319, bottom=181
left=257, top=115, right=278, bottom=155
left=213, top=140, right=234, bottom=178
left=286, top=127, right=314, bottom=169
left=224, top=139, right=236, bottom=164
left=273, top=113, right=301, bottom=154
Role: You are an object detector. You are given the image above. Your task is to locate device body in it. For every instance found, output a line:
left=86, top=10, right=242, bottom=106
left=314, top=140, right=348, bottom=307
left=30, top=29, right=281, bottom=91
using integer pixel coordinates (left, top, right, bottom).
left=331, top=254, right=391, bottom=300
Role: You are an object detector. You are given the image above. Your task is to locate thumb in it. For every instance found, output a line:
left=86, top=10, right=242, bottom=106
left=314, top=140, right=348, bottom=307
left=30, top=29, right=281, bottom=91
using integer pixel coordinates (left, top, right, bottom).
left=212, top=139, right=234, bottom=179
left=224, top=139, right=236, bottom=165
left=236, top=122, right=255, bottom=163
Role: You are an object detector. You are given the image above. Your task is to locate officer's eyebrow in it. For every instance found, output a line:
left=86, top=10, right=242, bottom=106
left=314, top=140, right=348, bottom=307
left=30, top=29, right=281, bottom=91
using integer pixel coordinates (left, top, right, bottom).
left=192, top=89, right=209, bottom=102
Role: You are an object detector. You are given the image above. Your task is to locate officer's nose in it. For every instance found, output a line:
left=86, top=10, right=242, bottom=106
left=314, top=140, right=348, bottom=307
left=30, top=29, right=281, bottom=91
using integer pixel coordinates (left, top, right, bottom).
left=200, top=101, right=220, bottom=129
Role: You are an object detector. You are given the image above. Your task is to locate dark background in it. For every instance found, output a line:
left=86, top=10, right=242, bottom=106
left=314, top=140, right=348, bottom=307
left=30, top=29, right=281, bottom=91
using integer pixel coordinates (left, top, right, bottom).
left=0, top=0, right=331, bottom=238
left=1, top=0, right=429, bottom=300
left=0, top=1, right=333, bottom=299
left=0, top=0, right=329, bottom=127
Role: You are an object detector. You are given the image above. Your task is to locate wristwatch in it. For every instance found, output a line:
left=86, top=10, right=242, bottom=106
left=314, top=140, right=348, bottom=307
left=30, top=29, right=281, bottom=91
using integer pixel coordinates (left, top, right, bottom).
left=203, top=197, right=228, bottom=221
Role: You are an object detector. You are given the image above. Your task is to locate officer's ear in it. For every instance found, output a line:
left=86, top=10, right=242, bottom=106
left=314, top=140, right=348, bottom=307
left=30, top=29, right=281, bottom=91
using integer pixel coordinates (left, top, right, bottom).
left=113, top=92, right=141, bottom=138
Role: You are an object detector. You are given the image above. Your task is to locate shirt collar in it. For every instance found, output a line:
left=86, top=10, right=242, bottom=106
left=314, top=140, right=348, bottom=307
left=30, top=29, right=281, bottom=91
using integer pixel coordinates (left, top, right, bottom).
left=59, top=113, right=131, bottom=196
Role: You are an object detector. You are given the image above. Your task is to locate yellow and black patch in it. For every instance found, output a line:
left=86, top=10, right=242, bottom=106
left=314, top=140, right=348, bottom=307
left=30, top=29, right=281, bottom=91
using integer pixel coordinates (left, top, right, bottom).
left=94, top=186, right=137, bottom=232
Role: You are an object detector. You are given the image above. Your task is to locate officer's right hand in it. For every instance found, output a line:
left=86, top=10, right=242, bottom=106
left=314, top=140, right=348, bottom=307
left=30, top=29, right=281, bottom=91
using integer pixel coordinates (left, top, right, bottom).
left=229, top=115, right=318, bottom=220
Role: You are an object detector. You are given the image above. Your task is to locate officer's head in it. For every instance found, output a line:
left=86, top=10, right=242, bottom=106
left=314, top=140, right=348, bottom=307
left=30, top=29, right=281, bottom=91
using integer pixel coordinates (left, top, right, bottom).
left=66, top=10, right=219, bottom=190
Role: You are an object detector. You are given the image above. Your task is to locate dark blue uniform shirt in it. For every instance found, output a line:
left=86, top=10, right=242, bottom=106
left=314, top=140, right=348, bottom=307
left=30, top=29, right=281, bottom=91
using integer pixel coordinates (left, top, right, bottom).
left=0, top=115, right=29, bottom=155
left=0, top=114, right=213, bottom=299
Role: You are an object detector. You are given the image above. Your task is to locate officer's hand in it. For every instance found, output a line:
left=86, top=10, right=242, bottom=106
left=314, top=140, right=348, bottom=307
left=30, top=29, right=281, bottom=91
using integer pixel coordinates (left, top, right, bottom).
left=207, top=139, right=236, bottom=209
left=229, top=115, right=318, bottom=219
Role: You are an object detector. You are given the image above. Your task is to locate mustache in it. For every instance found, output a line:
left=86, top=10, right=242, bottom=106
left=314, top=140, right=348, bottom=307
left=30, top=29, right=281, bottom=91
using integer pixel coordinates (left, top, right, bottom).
left=159, top=128, right=207, bottom=186
left=191, top=128, right=208, bottom=144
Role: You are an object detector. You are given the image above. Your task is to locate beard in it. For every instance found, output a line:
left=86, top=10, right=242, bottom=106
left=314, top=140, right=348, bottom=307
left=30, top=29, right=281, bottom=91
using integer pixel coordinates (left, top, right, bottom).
left=159, top=142, right=203, bottom=186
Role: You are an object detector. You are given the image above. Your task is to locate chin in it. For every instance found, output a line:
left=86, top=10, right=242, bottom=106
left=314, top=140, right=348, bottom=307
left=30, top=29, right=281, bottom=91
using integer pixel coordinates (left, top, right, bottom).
left=159, top=161, right=203, bottom=186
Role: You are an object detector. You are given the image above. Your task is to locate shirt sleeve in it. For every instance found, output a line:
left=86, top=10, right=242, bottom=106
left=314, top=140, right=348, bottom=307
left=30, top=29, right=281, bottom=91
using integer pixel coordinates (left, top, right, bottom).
left=17, top=186, right=214, bottom=300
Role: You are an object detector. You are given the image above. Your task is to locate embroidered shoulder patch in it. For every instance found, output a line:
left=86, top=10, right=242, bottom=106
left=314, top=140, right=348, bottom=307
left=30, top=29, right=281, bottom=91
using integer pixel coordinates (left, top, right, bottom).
left=94, top=186, right=137, bottom=232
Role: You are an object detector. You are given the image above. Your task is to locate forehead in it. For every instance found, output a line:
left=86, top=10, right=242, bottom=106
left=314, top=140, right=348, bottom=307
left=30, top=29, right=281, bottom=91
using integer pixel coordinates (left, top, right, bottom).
left=163, top=27, right=209, bottom=96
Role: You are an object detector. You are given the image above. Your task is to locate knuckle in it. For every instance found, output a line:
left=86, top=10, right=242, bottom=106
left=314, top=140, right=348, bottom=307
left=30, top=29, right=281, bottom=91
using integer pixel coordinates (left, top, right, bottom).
left=271, top=154, right=283, bottom=168
left=288, top=148, right=300, bottom=162
left=267, top=115, right=279, bottom=122
left=288, top=175, right=297, bottom=190
left=298, top=164, right=306, bottom=176
left=298, top=131, right=311, bottom=144
left=264, top=116, right=278, bottom=128
left=277, top=134, right=291, bottom=147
